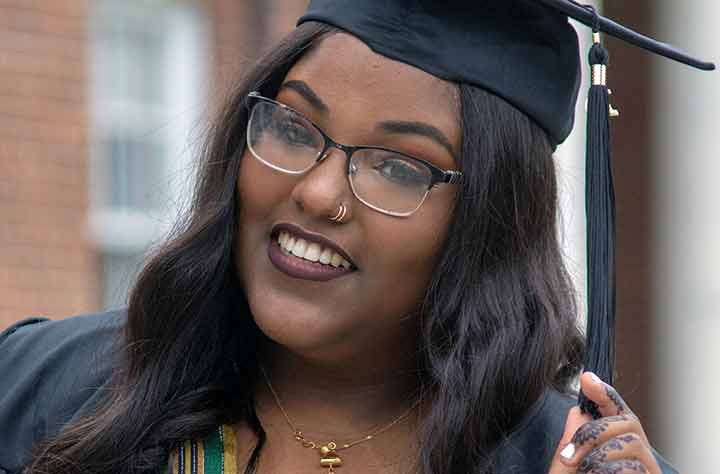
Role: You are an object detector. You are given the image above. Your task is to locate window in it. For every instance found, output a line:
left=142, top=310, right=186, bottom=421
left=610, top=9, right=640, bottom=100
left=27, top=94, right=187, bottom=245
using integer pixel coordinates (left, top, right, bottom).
left=89, top=0, right=208, bottom=309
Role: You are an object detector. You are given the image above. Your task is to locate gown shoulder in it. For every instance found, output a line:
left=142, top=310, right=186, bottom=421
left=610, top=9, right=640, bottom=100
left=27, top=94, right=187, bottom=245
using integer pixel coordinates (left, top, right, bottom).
left=0, top=311, right=124, bottom=474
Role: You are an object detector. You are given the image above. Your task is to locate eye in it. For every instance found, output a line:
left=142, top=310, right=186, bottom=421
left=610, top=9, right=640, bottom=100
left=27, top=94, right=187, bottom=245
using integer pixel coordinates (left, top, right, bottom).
left=372, top=157, right=429, bottom=187
left=274, top=116, right=316, bottom=147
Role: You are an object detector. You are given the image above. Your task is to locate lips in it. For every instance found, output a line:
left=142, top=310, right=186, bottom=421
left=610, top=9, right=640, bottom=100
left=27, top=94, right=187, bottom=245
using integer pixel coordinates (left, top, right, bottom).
left=267, top=223, right=357, bottom=281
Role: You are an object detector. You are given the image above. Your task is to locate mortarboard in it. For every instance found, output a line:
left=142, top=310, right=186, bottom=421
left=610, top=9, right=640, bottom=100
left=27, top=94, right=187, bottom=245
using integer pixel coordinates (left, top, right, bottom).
left=297, top=0, right=716, bottom=414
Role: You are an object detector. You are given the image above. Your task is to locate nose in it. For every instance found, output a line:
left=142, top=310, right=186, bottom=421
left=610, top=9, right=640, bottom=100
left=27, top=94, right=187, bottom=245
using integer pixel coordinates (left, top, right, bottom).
left=290, top=146, right=353, bottom=220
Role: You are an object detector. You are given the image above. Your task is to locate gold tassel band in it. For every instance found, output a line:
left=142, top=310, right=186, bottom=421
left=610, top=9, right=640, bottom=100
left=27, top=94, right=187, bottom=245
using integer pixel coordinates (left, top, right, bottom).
left=592, top=64, right=607, bottom=86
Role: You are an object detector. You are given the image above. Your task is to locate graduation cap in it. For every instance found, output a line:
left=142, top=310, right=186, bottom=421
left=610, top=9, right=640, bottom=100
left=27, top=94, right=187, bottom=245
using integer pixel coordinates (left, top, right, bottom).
left=298, top=0, right=716, bottom=414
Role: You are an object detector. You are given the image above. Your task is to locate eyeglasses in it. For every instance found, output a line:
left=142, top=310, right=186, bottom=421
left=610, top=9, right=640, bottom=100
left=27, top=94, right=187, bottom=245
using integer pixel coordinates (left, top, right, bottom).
left=245, top=92, right=462, bottom=217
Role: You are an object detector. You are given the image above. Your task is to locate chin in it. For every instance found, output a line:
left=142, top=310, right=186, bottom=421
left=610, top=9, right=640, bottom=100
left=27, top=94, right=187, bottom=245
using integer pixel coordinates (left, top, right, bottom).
left=244, top=284, right=353, bottom=355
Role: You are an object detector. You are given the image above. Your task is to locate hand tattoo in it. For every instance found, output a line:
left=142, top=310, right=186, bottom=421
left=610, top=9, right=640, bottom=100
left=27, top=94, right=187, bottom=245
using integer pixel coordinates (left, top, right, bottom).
left=588, top=459, right=647, bottom=474
left=572, top=419, right=609, bottom=446
left=605, top=386, right=629, bottom=416
left=572, top=416, right=630, bottom=446
left=579, top=435, right=638, bottom=473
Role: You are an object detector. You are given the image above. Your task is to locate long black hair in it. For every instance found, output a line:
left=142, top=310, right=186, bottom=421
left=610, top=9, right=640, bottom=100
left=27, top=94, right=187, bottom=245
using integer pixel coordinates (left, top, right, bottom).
left=25, top=21, right=583, bottom=474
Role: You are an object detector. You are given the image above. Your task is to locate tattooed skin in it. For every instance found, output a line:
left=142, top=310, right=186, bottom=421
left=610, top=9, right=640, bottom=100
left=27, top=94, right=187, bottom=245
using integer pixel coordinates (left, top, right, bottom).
left=579, top=435, right=638, bottom=473
left=606, top=386, right=629, bottom=416
left=572, top=419, right=610, bottom=446
left=589, top=459, right=647, bottom=474
left=572, top=416, right=630, bottom=446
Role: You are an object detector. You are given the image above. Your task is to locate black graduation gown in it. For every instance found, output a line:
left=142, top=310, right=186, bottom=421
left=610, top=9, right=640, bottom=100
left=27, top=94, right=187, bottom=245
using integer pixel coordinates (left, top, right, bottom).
left=0, top=311, right=679, bottom=474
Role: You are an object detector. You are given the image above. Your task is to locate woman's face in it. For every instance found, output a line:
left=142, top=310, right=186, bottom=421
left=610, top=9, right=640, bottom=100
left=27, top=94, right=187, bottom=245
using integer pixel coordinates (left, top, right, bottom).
left=235, top=33, right=460, bottom=363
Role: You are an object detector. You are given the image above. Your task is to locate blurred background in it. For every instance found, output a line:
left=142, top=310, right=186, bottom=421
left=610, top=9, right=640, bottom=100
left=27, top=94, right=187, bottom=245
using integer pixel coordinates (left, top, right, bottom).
left=0, top=0, right=717, bottom=470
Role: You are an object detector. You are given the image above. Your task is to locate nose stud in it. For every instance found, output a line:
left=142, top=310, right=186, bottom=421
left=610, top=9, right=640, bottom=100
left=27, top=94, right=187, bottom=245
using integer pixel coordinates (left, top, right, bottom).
left=329, top=203, right=348, bottom=223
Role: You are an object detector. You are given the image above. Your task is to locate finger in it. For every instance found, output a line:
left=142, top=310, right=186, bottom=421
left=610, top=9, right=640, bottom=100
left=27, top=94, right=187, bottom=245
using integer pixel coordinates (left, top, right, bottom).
left=580, top=372, right=634, bottom=418
left=548, top=406, right=593, bottom=474
left=587, top=459, right=649, bottom=474
left=578, top=434, right=660, bottom=474
left=558, top=414, right=641, bottom=467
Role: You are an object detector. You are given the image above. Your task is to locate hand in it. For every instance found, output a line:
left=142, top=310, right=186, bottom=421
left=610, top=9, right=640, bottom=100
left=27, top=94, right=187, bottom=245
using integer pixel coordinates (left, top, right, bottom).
left=548, top=372, right=661, bottom=474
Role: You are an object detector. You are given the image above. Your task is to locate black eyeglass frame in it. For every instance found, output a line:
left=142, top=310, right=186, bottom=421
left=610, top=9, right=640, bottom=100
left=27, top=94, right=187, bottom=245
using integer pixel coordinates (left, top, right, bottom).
left=245, top=91, right=463, bottom=217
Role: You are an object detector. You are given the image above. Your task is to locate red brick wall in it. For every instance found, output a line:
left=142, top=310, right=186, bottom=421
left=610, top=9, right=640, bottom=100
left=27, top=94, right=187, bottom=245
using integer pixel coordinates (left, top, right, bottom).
left=204, top=0, right=308, bottom=101
left=0, top=0, right=97, bottom=328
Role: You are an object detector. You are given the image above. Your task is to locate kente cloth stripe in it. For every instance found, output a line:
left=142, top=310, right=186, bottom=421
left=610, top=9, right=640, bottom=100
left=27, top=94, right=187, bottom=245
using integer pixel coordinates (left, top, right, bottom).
left=177, top=443, right=184, bottom=474
left=221, top=425, right=238, bottom=474
left=172, top=425, right=236, bottom=474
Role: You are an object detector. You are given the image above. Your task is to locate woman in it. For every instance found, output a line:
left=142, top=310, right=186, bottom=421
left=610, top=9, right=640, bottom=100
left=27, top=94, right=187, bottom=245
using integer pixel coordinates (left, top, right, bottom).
left=0, top=2, right=683, bottom=474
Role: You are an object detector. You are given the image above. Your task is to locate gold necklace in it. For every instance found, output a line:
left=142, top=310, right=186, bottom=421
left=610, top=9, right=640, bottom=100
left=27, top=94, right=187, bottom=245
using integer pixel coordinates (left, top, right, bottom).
left=260, top=364, right=420, bottom=474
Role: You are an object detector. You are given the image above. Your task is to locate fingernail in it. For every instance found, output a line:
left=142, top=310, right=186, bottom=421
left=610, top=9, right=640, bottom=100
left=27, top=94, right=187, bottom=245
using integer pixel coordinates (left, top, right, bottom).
left=590, top=373, right=603, bottom=385
left=560, top=443, right=576, bottom=460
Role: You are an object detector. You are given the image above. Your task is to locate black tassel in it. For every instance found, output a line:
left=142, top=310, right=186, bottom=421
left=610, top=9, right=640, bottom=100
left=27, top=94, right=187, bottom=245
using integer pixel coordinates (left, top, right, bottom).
left=578, top=35, right=616, bottom=417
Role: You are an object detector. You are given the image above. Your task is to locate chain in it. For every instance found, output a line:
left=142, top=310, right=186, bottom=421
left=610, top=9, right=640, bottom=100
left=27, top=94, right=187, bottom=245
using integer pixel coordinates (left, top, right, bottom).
left=259, top=364, right=420, bottom=453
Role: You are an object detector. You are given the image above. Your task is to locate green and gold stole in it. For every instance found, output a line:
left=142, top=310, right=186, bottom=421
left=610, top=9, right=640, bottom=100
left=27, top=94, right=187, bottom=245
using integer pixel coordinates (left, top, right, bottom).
left=172, top=425, right=237, bottom=474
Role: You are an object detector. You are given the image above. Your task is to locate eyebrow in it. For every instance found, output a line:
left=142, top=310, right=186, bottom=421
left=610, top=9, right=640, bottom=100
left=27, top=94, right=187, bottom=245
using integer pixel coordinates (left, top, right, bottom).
left=279, top=79, right=457, bottom=160
left=279, top=80, right=329, bottom=114
left=377, top=120, right=457, bottom=160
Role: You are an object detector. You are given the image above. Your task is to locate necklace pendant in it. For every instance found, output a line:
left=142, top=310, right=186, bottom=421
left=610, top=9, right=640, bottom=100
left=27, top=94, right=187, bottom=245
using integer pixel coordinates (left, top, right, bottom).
left=320, top=456, right=342, bottom=467
left=320, top=442, right=342, bottom=472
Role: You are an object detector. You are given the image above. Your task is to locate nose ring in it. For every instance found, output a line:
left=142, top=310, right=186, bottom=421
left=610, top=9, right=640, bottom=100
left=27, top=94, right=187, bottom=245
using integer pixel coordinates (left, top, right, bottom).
left=329, top=203, right=348, bottom=223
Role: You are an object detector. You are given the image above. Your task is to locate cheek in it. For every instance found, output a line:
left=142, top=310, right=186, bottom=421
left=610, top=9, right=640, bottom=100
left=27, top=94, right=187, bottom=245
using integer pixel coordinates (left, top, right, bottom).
left=235, top=152, right=297, bottom=288
left=360, top=191, right=455, bottom=304
left=237, top=151, right=294, bottom=218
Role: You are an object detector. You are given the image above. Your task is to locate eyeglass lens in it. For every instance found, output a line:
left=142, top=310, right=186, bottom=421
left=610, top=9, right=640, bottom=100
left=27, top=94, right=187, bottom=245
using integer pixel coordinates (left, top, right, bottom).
left=247, top=100, right=433, bottom=216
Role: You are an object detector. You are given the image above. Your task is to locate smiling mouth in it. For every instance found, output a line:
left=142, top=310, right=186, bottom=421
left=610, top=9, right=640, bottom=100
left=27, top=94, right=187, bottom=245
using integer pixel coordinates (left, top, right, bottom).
left=276, top=231, right=353, bottom=269
left=267, top=225, right=357, bottom=282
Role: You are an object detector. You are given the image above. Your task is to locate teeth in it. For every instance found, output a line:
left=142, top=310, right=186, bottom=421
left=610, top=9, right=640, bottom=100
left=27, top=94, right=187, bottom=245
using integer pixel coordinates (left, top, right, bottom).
left=305, top=243, right=321, bottom=262
left=319, top=248, right=333, bottom=265
left=291, top=238, right=308, bottom=257
left=276, top=231, right=352, bottom=269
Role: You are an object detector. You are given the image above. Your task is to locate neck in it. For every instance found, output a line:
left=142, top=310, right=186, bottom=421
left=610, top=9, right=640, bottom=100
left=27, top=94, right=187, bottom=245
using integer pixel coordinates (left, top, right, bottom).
left=255, top=337, right=424, bottom=440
